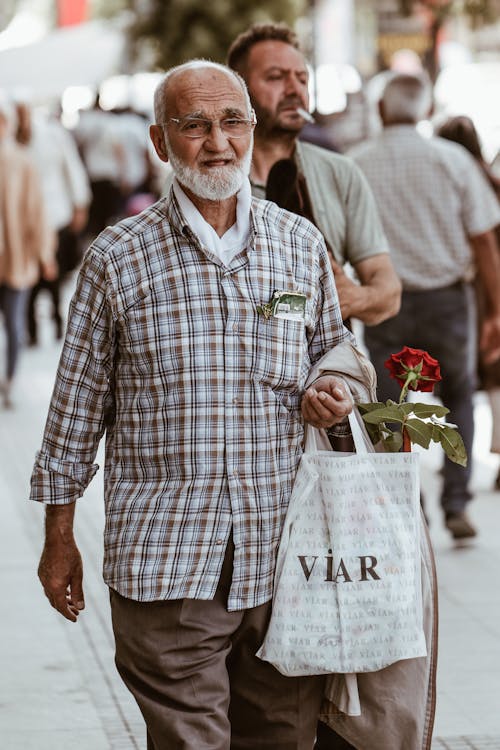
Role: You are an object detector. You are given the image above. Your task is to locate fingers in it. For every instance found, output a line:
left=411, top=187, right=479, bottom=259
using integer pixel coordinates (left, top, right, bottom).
left=482, top=347, right=500, bottom=365
left=66, top=583, right=85, bottom=620
left=53, top=587, right=80, bottom=622
left=46, top=583, right=84, bottom=622
left=69, top=577, right=85, bottom=612
left=480, top=320, right=500, bottom=363
left=43, top=583, right=79, bottom=623
left=38, top=559, right=85, bottom=623
left=302, top=385, right=352, bottom=428
left=303, top=388, right=333, bottom=427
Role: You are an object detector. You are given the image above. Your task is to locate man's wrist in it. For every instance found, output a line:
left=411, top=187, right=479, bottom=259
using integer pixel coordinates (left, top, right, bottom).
left=44, top=503, right=76, bottom=543
left=326, top=417, right=350, bottom=437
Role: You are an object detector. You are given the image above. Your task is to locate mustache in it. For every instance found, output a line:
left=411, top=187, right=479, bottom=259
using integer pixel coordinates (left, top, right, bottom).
left=278, top=96, right=304, bottom=110
left=199, top=152, right=236, bottom=161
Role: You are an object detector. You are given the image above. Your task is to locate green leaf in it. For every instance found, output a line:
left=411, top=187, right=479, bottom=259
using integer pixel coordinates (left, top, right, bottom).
left=399, top=402, right=418, bottom=415
left=357, top=402, right=385, bottom=414
left=434, top=424, right=468, bottom=467
left=428, top=424, right=438, bottom=443
left=361, top=405, right=405, bottom=425
left=382, top=431, right=403, bottom=452
left=356, top=417, right=382, bottom=445
left=404, top=419, right=433, bottom=449
left=410, top=403, right=449, bottom=418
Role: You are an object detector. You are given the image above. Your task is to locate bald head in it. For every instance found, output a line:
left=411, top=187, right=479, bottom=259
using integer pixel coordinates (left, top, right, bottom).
left=153, top=60, right=252, bottom=124
left=379, top=73, right=432, bottom=126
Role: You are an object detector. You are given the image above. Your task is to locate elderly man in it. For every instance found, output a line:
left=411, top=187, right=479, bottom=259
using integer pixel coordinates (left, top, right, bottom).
left=31, top=61, right=357, bottom=749
left=350, top=73, right=500, bottom=542
left=227, top=23, right=401, bottom=327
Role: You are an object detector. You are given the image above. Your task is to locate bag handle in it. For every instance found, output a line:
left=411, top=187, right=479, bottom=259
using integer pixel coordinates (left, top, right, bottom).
left=336, top=381, right=374, bottom=455
left=304, top=408, right=374, bottom=455
left=347, top=409, right=374, bottom=455
left=303, top=378, right=375, bottom=455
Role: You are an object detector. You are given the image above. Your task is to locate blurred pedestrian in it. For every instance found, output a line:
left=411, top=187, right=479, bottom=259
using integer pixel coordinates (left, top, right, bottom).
left=113, top=106, right=157, bottom=215
left=227, top=23, right=402, bottom=329
left=350, top=74, right=500, bottom=540
left=0, top=96, right=55, bottom=408
left=74, top=94, right=122, bottom=237
left=31, top=61, right=356, bottom=749
left=437, top=115, right=500, bottom=491
left=15, top=102, right=90, bottom=344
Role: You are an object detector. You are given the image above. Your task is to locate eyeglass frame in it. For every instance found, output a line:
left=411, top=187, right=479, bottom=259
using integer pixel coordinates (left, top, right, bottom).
left=161, top=110, right=257, bottom=139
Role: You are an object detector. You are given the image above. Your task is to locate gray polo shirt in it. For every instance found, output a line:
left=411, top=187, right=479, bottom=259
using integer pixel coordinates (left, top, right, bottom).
left=251, top=140, right=389, bottom=267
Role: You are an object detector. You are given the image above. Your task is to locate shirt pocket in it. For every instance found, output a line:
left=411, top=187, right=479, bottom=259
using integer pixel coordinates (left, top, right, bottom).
left=252, top=316, right=308, bottom=391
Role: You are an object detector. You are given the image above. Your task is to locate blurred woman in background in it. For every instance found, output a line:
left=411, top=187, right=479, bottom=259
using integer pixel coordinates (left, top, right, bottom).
left=438, top=115, right=500, bottom=490
left=0, top=95, right=55, bottom=407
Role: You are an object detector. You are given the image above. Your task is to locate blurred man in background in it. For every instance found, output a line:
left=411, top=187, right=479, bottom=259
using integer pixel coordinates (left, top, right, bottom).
left=351, top=73, right=500, bottom=541
left=228, top=22, right=401, bottom=329
left=74, top=94, right=122, bottom=236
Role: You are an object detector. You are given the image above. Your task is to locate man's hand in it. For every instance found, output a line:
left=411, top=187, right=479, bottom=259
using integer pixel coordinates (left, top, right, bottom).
left=40, top=258, right=58, bottom=282
left=329, top=259, right=360, bottom=321
left=471, top=231, right=500, bottom=364
left=480, top=313, right=500, bottom=365
left=70, top=206, right=88, bottom=234
left=38, top=504, right=84, bottom=623
left=301, top=376, right=352, bottom=429
left=330, top=255, right=401, bottom=325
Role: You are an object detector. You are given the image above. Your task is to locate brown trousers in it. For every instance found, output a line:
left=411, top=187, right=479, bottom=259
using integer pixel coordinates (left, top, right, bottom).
left=109, top=543, right=325, bottom=749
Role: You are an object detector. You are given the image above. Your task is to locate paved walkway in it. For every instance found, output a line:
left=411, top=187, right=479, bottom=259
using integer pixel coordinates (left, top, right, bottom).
left=1, top=292, right=500, bottom=749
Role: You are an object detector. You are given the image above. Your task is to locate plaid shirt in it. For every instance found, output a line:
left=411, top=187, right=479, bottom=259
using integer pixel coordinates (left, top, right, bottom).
left=30, top=190, right=351, bottom=610
left=350, top=126, right=500, bottom=290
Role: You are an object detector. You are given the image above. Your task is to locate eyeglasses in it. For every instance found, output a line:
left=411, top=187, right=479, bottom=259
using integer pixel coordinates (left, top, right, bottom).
left=164, top=112, right=256, bottom=139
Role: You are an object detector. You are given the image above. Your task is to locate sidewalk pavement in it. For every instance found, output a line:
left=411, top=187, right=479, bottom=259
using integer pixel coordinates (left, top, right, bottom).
left=1, top=293, right=500, bottom=749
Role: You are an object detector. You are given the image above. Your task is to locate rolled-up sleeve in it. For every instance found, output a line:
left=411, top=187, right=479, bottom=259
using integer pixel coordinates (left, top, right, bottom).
left=30, top=244, right=115, bottom=504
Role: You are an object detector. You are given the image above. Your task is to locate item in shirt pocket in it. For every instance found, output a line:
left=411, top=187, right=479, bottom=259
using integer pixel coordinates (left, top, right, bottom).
left=257, top=290, right=306, bottom=321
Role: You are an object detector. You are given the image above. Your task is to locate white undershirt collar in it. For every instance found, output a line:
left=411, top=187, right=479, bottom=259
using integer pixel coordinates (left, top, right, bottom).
left=173, top=177, right=252, bottom=265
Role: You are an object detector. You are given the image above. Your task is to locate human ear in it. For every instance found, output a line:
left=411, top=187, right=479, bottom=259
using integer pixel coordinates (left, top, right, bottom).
left=149, top=124, right=169, bottom=162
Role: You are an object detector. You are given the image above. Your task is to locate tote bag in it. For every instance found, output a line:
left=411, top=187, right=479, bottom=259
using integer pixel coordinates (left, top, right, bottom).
left=257, top=409, right=427, bottom=675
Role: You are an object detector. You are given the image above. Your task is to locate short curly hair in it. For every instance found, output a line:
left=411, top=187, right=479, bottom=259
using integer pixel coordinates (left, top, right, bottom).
left=227, top=22, right=300, bottom=77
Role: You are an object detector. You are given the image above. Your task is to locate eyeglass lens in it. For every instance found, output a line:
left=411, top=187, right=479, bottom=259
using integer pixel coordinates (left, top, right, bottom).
left=177, top=118, right=253, bottom=138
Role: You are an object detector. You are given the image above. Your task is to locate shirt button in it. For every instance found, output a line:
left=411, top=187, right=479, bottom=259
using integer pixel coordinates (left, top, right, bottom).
left=216, top=539, right=223, bottom=546
left=233, top=469, right=239, bottom=477
left=232, top=324, right=238, bottom=333
left=232, top=397, right=238, bottom=405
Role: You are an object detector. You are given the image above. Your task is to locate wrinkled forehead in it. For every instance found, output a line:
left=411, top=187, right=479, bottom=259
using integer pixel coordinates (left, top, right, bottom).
left=166, top=68, right=248, bottom=117
left=247, top=40, right=307, bottom=75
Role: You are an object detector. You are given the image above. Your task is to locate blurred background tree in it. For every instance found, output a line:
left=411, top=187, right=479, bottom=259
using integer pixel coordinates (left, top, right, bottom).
left=399, top=0, right=498, bottom=23
left=123, top=0, right=306, bottom=70
left=397, top=0, right=500, bottom=78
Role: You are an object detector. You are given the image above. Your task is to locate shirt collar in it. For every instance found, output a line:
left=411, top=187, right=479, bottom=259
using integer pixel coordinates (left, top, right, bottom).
left=172, top=177, right=252, bottom=264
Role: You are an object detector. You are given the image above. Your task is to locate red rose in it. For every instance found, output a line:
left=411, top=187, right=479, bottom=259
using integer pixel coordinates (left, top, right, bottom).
left=384, top=346, right=442, bottom=393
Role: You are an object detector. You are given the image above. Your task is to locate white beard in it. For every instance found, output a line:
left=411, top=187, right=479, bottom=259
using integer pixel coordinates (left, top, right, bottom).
left=166, top=137, right=253, bottom=201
